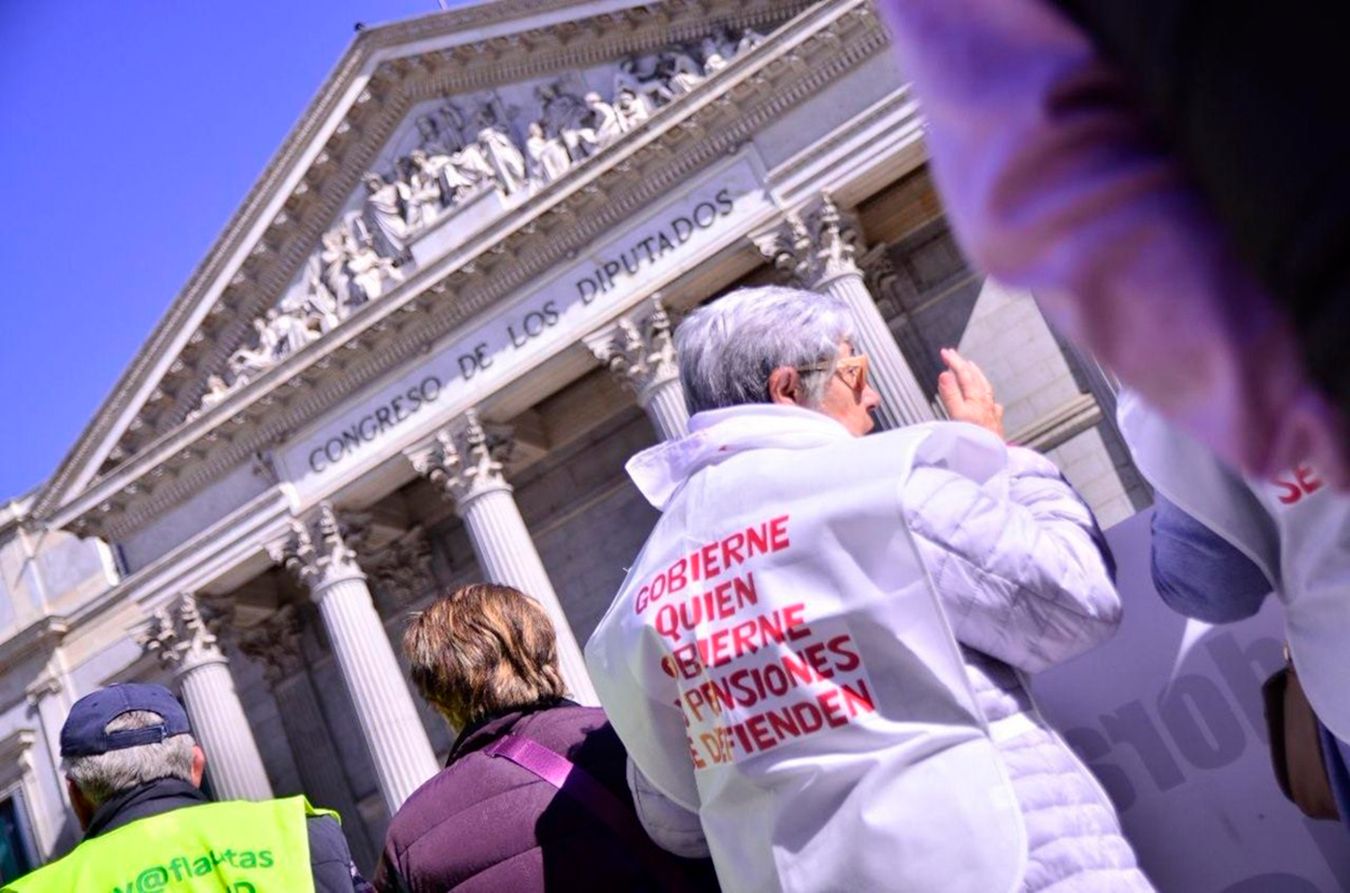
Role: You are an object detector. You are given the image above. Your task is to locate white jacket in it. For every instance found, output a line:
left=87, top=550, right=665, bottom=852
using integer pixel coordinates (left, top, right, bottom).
left=1118, top=391, right=1350, bottom=742
left=586, top=405, right=1142, bottom=892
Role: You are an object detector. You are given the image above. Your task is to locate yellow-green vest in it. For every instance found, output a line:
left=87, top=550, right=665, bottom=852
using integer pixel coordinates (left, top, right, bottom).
left=2, top=795, right=337, bottom=893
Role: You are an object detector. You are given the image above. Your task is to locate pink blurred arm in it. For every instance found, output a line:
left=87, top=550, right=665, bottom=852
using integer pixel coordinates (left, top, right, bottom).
left=877, top=0, right=1346, bottom=485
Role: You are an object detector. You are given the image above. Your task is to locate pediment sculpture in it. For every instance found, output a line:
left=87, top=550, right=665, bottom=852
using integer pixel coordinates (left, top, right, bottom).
left=190, top=25, right=764, bottom=418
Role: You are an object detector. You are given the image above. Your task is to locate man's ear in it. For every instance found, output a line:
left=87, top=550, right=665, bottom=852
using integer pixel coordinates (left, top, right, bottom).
left=767, top=366, right=804, bottom=406
left=67, top=778, right=94, bottom=830
left=190, top=744, right=207, bottom=788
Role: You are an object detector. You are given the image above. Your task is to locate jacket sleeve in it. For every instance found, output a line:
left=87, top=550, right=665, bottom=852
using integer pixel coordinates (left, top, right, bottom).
left=306, top=814, right=365, bottom=893
left=874, top=0, right=1347, bottom=487
left=1149, top=494, right=1271, bottom=623
left=626, top=758, right=711, bottom=859
left=902, top=444, right=1120, bottom=673
left=371, top=852, right=408, bottom=893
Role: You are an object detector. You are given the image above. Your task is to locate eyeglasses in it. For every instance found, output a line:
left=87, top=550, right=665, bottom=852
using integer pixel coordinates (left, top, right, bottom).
left=797, top=353, right=870, bottom=394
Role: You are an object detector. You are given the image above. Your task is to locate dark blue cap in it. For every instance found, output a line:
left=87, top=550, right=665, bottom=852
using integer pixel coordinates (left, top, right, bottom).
left=60, top=683, right=192, bottom=758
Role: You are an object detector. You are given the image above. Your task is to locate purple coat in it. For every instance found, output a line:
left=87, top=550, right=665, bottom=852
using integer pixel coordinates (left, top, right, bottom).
left=374, top=702, right=718, bottom=893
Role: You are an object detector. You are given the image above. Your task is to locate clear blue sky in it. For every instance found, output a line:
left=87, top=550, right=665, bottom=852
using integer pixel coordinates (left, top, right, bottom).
left=0, top=0, right=466, bottom=501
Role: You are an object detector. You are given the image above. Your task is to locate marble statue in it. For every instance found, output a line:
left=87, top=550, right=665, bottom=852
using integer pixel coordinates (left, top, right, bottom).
left=230, top=317, right=282, bottom=382
left=700, top=37, right=729, bottom=75
left=319, top=228, right=356, bottom=309
left=737, top=27, right=766, bottom=54
left=361, top=173, right=411, bottom=259
left=664, top=50, right=706, bottom=96
left=291, top=255, right=344, bottom=332
left=199, top=374, right=234, bottom=412
left=265, top=307, right=320, bottom=356
left=580, top=90, right=621, bottom=144
left=525, top=121, right=572, bottom=186
left=474, top=119, right=528, bottom=195
left=615, top=88, right=653, bottom=130
left=401, top=154, right=444, bottom=228
left=537, top=83, right=591, bottom=160
left=347, top=235, right=404, bottom=304
left=614, top=58, right=673, bottom=108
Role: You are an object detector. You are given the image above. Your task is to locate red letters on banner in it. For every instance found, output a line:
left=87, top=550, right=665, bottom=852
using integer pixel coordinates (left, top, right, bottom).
left=634, top=516, right=790, bottom=614
left=645, top=515, right=880, bottom=770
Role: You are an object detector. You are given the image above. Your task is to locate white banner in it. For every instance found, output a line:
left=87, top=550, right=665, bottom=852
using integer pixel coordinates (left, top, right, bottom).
left=1033, top=510, right=1350, bottom=892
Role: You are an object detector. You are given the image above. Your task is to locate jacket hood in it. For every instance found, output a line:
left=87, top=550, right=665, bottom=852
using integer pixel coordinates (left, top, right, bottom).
left=625, top=404, right=852, bottom=508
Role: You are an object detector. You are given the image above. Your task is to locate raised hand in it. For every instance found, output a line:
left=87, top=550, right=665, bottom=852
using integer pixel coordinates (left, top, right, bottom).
left=937, top=347, right=1005, bottom=440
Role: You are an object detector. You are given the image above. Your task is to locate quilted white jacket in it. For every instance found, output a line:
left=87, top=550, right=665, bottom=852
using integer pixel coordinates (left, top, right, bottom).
left=614, top=408, right=1154, bottom=891
left=909, top=446, right=1152, bottom=891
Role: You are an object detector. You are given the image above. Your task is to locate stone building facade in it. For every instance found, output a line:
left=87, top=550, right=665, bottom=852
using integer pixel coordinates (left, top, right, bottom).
left=0, top=0, right=1149, bottom=876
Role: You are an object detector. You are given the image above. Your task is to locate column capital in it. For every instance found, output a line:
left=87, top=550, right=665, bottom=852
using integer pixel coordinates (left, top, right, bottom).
left=585, top=296, right=680, bottom=404
left=753, top=194, right=862, bottom=289
left=407, top=409, right=511, bottom=508
left=365, top=527, right=435, bottom=613
left=139, top=592, right=227, bottom=675
left=237, top=605, right=305, bottom=686
left=269, top=503, right=366, bottom=593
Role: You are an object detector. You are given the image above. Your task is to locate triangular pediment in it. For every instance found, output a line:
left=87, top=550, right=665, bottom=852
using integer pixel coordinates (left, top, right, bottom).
left=197, top=26, right=772, bottom=417
left=33, top=0, right=810, bottom=527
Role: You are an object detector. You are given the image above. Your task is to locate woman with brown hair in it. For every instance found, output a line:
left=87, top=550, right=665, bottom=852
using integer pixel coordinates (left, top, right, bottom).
left=373, top=583, right=717, bottom=893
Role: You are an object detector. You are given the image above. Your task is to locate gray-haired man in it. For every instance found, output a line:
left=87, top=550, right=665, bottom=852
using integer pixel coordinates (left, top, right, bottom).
left=3, top=683, right=366, bottom=892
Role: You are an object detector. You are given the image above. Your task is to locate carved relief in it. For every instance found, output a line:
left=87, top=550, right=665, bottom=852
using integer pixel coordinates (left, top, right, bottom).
left=193, top=26, right=766, bottom=414
left=365, top=527, right=436, bottom=613
left=236, top=605, right=306, bottom=686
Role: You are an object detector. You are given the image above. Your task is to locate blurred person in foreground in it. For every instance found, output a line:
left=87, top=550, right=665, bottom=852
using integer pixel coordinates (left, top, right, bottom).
left=375, top=583, right=719, bottom=893
left=876, top=0, right=1349, bottom=489
left=586, top=286, right=1153, bottom=892
left=2, top=682, right=364, bottom=893
left=1118, top=391, right=1350, bottom=825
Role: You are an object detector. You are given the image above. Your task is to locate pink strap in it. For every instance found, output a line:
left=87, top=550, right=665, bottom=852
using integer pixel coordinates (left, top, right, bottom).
left=482, top=734, right=575, bottom=790
left=481, top=734, right=696, bottom=893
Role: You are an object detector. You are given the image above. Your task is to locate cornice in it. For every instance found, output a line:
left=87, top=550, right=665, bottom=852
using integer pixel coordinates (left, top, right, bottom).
left=0, top=616, right=68, bottom=671
left=48, top=0, right=887, bottom=538
left=32, top=0, right=804, bottom=519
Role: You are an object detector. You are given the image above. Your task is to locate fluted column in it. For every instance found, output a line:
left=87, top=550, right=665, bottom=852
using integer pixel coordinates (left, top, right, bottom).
left=756, top=195, right=933, bottom=429
left=140, top=593, right=273, bottom=801
left=271, top=505, right=439, bottom=813
left=239, top=606, right=378, bottom=871
left=586, top=296, right=690, bottom=441
left=409, top=411, right=598, bottom=704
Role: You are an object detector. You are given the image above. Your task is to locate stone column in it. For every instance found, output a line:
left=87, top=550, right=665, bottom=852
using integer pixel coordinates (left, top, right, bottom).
left=756, top=195, right=933, bottom=429
left=861, top=244, right=948, bottom=420
left=271, top=505, right=439, bottom=813
left=408, top=411, right=598, bottom=704
left=140, top=593, right=274, bottom=801
left=239, top=606, right=378, bottom=871
left=586, top=296, right=689, bottom=441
